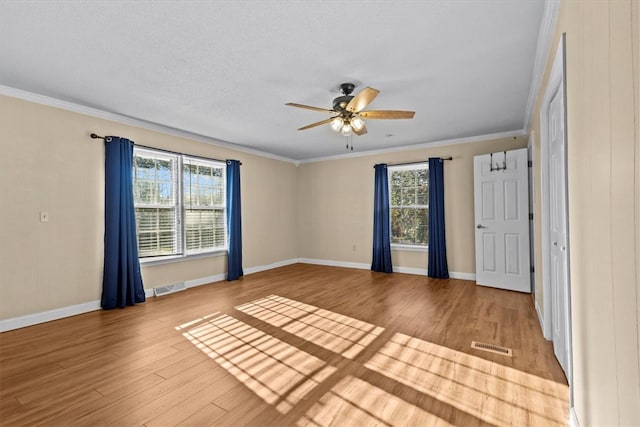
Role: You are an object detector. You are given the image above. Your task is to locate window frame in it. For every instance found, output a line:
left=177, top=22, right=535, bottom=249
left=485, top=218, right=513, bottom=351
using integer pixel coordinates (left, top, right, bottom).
left=388, top=163, right=429, bottom=250
left=132, top=147, right=227, bottom=264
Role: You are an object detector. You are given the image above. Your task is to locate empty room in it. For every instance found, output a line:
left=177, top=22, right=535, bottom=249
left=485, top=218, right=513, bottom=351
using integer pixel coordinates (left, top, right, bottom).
left=0, top=1, right=638, bottom=426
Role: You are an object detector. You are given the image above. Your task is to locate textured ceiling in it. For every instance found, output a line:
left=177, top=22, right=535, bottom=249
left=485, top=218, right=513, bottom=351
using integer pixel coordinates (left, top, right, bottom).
left=0, top=1, right=545, bottom=161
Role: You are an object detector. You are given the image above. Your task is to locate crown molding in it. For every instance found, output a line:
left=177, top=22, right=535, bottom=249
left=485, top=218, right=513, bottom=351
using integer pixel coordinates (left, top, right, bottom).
left=297, top=129, right=527, bottom=164
left=522, top=0, right=561, bottom=132
left=2, top=85, right=527, bottom=165
left=0, top=85, right=298, bottom=165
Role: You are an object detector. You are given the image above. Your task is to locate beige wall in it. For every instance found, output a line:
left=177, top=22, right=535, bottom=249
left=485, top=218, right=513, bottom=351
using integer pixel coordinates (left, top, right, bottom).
left=529, top=1, right=640, bottom=424
left=0, top=95, right=298, bottom=319
left=297, top=136, right=528, bottom=274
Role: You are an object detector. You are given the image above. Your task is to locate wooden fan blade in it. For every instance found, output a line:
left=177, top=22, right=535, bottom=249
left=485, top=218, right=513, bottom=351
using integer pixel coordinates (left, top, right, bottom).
left=286, top=103, right=335, bottom=113
left=353, top=123, right=368, bottom=136
left=359, top=110, right=415, bottom=119
left=346, top=87, right=380, bottom=113
left=297, top=117, right=335, bottom=131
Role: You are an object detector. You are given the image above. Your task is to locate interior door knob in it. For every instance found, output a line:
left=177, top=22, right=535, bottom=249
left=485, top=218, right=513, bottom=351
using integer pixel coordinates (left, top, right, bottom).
left=476, top=224, right=487, bottom=229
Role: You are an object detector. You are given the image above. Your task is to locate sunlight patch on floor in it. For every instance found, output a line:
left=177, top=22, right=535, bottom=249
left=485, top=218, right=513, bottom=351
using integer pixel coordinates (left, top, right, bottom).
left=364, top=333, right=569, bottom=427
left=298, top=375, right=454, bottom=427
left=175, top=312, right=220, bottom=331
left=183, top=313, right=336, bottom=414
left=177, top=298, right=568, bottom=425
left=235, top=295, right=384, bottom=359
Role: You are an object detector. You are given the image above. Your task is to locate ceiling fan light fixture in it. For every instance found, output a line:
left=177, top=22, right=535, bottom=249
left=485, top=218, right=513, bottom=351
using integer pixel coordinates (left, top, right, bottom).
left=341, top=122, right=352, bottom=136
left=330, top=116, right=344, bottom=132
left=351, top=115, right=365, bottom=132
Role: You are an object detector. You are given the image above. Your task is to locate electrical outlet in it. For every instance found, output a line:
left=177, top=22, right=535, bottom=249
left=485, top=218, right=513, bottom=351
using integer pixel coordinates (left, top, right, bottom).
left=40, top=211, right=49, bottom=222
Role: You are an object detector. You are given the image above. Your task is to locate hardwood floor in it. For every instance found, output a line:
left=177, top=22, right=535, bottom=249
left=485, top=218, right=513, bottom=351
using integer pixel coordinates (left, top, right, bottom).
left=0, top=264, right=569, bottom=426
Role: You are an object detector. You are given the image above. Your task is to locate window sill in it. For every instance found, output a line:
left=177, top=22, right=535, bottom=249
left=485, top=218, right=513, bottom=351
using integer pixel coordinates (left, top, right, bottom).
left=391, top=244, right=428, bottom=252
left=139, top=249, right=227, bottom=267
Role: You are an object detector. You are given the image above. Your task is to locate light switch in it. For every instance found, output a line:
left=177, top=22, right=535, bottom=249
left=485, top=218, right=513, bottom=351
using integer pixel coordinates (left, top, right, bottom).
left=40, top=211, right=49, bottom=222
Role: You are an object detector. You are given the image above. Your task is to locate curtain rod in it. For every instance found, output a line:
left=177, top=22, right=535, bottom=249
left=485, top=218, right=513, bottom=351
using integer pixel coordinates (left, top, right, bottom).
left=90, top=133, right=241, bottom=165
left=379, top=157, right=453, bottom=168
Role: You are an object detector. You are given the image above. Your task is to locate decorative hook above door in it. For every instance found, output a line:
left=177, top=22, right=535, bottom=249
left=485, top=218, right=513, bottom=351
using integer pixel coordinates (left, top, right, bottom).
left=490, top=151, right=508, bottom=172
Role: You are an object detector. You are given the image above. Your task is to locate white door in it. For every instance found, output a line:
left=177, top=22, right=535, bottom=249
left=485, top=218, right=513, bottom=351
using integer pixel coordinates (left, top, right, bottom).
left=474, top=148, right=531, bottom=292
left=549, top=83, right=570, bottom=375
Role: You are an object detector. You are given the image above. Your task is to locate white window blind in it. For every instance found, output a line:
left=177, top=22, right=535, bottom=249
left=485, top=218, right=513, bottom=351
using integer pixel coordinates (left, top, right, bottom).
left=389, top=164, right=429, bottom=246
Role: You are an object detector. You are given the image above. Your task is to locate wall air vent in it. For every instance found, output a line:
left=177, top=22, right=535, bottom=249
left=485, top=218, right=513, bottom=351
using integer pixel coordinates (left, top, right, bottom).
left=153, top=282, right=186, bottom=297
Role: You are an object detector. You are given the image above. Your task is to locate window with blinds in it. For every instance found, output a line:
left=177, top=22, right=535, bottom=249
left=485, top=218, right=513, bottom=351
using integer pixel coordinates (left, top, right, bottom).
left=133, top=150, right=180, bottom=257
left=183, top=159, right=226, bottom=253
left=132, top=147, right=226, bottom=259
left=389, top=164, right=429, bottom=246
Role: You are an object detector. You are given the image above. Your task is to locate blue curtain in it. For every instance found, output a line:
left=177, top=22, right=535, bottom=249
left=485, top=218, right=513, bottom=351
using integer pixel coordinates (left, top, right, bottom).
left=371, top=164, right=393, bottom=273
left=226, top=160, right=244, bottom=281
left=428, top=158, right=449, bottom=278
left=101, top=136, right=145, bottom=309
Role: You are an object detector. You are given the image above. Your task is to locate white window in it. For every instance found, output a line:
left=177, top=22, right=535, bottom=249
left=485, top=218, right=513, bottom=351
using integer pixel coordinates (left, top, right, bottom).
left=389, top=163, right=429, bottom=247
left=133, top=147, right=226, bottom=259
left=183, top=158, right=226, bottom=254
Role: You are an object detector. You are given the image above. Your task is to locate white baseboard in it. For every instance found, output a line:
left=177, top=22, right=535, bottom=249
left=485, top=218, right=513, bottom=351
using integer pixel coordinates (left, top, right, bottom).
left=299, top=258, right=475, bottom=281
left=569, top=407, right=580, bottom=427
left=393, top=266, right=426, bottom=275
left=299, top=258, right=370, bottom=270
left=449, top=272, right=476, bottom=281
left=533, top=294, right=544, bottom=332
left=185, top=273, right=226, bottom=288
left=243, top=258, right=299, bottom=275
left=0, top=299, right=101, bottom=333
left=535, top=298, right=548, bottom=339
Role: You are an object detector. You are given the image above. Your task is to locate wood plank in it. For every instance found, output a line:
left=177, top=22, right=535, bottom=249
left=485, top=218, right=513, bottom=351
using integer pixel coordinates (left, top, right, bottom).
left=175, top=403, right=228, bottom=427
left=1, top=389, right=103, bottom=426
left=42, top=373, right=166, bottom=426
left=145, top=379, right=236, bottom=427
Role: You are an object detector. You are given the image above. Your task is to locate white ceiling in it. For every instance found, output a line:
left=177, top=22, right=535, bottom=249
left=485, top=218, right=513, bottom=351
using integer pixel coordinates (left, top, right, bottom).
left=0, top=1, right=547, bottom=161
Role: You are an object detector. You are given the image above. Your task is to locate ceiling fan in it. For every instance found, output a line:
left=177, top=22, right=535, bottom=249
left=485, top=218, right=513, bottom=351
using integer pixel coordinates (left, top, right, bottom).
left=286, top=83, right=415, bottom=137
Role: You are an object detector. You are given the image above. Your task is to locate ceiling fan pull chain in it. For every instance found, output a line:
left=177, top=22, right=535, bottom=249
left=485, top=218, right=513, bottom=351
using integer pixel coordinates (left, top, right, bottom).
left=345, top=135, right=354, bottom=151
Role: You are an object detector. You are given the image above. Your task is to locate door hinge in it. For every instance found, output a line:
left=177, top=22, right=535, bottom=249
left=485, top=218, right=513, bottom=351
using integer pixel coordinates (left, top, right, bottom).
left=530, top=266, right=535, bottom=273
left=529, top=213, right=534, bottom=220
left=528, top=160, right=533, bottom=167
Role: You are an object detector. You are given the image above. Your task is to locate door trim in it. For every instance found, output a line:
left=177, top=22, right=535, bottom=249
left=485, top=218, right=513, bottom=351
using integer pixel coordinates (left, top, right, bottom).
left=540, top=34, right=573, bottom=388
left=528, top=134, right=536, bottom=297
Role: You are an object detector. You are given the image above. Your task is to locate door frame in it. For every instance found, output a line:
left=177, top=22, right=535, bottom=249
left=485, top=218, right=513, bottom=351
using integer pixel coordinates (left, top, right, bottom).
left=528, top=134, right=536, bottom=299
left=540, top=35, right=573, bottom=387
